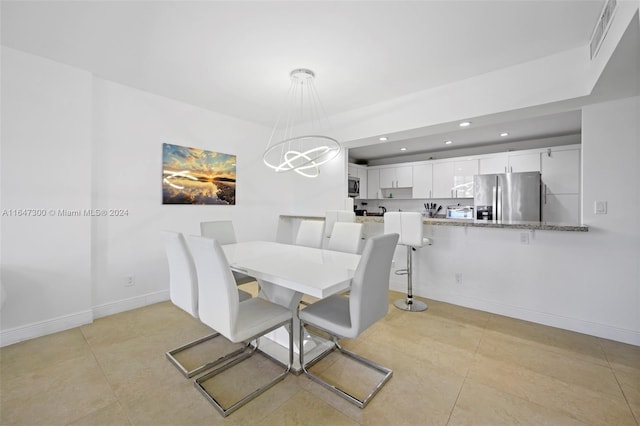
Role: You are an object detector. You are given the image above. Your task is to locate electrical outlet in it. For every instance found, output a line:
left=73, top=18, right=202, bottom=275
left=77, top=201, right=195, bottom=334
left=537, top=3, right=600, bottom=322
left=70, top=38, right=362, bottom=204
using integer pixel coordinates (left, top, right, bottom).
left=125, top=276, right=135, bottom=287
left=594, top=201, right=607, bottom=214
left=520, top=233, right=530, bottom=245
left=455, top=273, right=463, bottom=284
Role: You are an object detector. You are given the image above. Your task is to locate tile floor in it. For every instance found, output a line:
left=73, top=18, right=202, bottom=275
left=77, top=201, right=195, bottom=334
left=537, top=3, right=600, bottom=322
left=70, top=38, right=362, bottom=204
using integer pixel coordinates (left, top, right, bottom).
left=1, top=286, right=638, bottom=426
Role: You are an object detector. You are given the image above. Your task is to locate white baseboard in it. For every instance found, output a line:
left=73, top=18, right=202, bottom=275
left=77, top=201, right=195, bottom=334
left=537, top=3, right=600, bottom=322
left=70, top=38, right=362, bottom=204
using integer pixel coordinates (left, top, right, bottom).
left=417, top=289, right=640, bottom=347
left=0, top=310, right=93, bottom=348
left=92, top=290, right=169, bottom=319
left=0, top=290, right=170, bottom=348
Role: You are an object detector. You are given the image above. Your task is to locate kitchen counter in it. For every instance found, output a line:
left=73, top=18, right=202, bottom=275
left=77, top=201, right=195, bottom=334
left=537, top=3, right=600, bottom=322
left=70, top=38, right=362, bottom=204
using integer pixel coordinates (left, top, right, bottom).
left=358, top=216, right=588, bottom=231
left=279, top=214, right=589, bottom=232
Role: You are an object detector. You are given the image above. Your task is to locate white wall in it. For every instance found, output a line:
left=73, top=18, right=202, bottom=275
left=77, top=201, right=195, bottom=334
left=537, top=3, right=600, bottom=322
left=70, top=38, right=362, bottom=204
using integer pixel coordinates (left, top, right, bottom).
left=0, top=47, right=346, bottom=345
left=1, top=48, right=93, bottom=337
left=581, top=96, right=640, bottom=341
left=90, top=78, right=280, bottom=314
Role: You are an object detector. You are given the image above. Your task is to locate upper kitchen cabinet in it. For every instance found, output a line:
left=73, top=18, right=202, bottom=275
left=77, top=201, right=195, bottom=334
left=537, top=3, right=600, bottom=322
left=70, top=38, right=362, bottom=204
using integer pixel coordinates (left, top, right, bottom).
left=453, top=159, right=478, bottom=198
left=541, top=147, right=580, bottom=194
left=478, top=151, right=540, bottom=174
left=508, top=151, right=541, bottom=173
left=433, top=159, right=478, bottom=198
left=478, top=153, right=508, bottom=174
left=412, top=164, right=433, bottom=199
left=356, top=167, right=367, bottom=199
left=367, top=168, right=381, bottom=199
left=432, top=162, right=455, bottom=198
left=379, top=165, right=412, bottom=188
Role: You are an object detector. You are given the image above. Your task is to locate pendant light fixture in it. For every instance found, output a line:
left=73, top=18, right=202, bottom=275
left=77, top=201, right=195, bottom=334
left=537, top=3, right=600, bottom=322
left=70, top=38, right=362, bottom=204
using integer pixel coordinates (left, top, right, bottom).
left=263, top=68, right=340, bottom=178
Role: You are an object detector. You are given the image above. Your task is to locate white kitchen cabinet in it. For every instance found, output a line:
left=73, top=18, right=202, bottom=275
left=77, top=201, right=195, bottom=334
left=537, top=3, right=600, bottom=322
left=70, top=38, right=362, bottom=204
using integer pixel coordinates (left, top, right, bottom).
left=541, top=148, right=580, bottom=194
left=432, top=162, right=454, bottom=198
left=433, top=159, right=477, bottom=198
left=357, top=167, right=368, bottom=199
left=380, top=166, right=412, bottom=188
left=453, top=159, right=478, bottom=198
left=543, top=194, right=580, bottom=224
left=541, top=147, right=581, bottom=224
left=508, top=152, right=541, bottom=173
left=379, top=168, right=394, bottom=189
left=478, top=151, right=540, bottom=174
left=478, top=154, right=508, bottom=174
left=412, top=164, right=433, bottom=199
left=348, top=164, right=358, bottom=178
left=367, top=168, right=380, bottom=199
left=397, top=166, right=413, bottom=187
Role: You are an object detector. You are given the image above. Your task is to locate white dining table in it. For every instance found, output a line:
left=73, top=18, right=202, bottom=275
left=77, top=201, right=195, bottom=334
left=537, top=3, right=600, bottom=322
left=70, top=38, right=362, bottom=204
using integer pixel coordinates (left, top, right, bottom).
left=222, top=241, right=361, bottom=372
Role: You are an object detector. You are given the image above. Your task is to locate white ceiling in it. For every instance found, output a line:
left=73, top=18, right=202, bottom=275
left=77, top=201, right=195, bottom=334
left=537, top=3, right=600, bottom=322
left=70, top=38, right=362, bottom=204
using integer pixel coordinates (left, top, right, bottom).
left=1, top=0, right=618, bottom=161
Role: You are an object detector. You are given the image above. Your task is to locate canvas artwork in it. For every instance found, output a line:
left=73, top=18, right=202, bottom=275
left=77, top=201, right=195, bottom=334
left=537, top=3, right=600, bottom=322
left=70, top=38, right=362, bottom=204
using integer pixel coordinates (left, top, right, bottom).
left=162, top=143, right=236, bottom=205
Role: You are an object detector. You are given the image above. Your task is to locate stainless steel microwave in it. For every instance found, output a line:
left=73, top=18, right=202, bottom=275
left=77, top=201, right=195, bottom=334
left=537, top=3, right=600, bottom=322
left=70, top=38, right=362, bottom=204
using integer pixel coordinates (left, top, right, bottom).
left=348, top=177, right=360, bottom=197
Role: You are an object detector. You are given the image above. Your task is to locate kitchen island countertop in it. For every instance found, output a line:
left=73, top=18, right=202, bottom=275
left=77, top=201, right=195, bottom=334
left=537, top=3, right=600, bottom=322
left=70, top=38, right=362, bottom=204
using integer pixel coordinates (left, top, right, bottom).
left=279, top=214, right=588, bottom=232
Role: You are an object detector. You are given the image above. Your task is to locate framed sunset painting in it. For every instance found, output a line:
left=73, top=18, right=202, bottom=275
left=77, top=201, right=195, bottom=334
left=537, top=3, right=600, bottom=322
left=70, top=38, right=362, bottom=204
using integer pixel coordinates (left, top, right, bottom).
left=162, top=143, right=236, bottom=205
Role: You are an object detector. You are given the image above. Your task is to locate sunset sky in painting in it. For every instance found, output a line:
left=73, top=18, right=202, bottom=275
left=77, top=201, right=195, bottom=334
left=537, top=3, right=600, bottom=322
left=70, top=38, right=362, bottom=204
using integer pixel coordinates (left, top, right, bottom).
left=162, top=143, right=236, bottom=181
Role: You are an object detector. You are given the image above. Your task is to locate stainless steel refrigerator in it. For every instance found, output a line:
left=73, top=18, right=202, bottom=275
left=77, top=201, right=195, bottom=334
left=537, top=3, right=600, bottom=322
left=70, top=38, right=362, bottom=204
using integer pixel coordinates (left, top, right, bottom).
left=473, top=172, right=541, bottom=222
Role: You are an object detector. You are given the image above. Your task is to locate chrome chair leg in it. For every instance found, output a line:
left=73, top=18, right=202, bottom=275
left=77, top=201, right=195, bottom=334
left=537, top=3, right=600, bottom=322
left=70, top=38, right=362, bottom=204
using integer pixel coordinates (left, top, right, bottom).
left=166, top=333, right=248, bottom=378
left=299, top=322, right=393, bottom=409
left=194, top=319, right=293, bottom=417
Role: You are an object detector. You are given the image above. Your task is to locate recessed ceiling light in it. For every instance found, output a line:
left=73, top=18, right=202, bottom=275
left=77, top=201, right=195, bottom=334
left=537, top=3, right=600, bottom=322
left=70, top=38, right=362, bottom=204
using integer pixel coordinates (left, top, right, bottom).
left=400, top=147, right=407, bottom=151
left=445, top=140, right=453, bottom=145
left=500, top=132, right=509, bottom=137
left=379, top=136, right=388, bottom=141
left=459, top=121, right=471, bottom=127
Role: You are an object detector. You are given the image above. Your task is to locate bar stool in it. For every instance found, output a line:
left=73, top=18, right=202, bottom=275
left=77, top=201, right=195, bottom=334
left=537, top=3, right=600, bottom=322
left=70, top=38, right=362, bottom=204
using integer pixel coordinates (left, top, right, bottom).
left=383, top=212, right=432, bottom=312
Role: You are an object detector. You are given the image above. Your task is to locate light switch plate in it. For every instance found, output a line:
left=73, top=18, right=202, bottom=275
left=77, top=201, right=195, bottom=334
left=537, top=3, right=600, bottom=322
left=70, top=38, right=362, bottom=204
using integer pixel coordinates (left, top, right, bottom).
left=594, top=201, right=607, bottom=214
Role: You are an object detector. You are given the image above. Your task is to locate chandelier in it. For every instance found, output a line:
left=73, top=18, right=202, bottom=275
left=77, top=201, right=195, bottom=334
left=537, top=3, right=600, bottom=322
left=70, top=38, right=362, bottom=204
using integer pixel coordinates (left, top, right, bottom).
left=263, top=69, right=340, bottom=178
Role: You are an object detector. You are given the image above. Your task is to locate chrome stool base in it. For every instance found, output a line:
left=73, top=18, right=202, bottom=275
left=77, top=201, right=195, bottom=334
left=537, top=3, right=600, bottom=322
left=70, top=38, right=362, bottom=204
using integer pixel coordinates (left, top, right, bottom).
left=393, top=245, right=428, bottom=312
left=393, top=298, right=428, bottom=312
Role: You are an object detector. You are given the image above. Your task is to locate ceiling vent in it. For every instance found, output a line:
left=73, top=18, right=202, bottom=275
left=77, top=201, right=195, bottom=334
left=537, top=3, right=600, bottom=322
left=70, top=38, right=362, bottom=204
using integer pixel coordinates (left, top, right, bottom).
left=590, top=0, right=617, bottom=59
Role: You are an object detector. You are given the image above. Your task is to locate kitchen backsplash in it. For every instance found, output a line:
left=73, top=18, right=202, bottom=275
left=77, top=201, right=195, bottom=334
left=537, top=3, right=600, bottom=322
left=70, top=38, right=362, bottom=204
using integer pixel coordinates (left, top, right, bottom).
left=354, top=197, right=473, bottom=217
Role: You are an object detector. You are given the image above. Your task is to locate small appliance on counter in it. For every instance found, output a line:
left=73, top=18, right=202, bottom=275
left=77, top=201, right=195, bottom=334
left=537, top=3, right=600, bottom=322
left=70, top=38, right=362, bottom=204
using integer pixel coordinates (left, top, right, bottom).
left=446, top=205, right=474, bottom=219
left=354, top=202, right=367, bottom=216
left=475, top=205, right=492, bottom=220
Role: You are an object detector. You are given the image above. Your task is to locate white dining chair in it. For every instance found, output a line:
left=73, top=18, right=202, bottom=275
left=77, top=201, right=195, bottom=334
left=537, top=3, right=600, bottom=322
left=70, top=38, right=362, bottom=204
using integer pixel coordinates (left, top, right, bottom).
left=295, top=220, right=325, bottom=249
left=324, top=210, right=356, bottom=240
left=298, top=233, right=399, bottom=408
left=383, top=212, right=432, bottom=312
left=187, top=235, right=294, bottom=417
left=161, top=230, right=251, bottom=378
left=327, top=222, right=364, bottom=254
left=200, top=220, right=255, bottom=285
